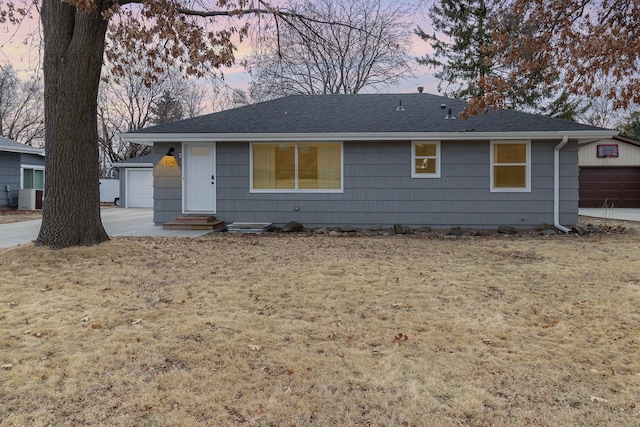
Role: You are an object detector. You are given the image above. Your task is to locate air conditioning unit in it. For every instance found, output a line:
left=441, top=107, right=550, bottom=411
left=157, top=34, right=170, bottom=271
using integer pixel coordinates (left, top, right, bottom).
left=18, top=189, right=37, bottom=210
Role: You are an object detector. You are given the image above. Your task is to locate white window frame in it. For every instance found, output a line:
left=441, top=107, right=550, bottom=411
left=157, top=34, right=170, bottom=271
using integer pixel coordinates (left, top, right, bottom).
left=490, top=140, right=531, bottom=192
left=20, top=165, right=45, bottom=190
left=411, top=140, right=441, bottom=178
left=250, top=142, right=344, bottom=193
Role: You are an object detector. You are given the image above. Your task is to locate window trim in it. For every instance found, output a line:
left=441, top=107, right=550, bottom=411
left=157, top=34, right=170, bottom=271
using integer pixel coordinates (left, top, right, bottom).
left=250, top=142, right=344, bottom=193
left=490, top=140, right=531, bottom=192
left=20, top=165, right=45, bottom=190
left=411, top=140, right=441, bottom=178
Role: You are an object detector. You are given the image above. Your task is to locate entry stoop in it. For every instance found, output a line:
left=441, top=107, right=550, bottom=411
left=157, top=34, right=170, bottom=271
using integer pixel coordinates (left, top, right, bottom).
left=163, top=215, right=226, bottom=231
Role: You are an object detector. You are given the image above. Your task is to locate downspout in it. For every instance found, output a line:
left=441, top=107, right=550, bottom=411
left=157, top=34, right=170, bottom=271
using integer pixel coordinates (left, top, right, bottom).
left=554, top=135, right=571, bottom=233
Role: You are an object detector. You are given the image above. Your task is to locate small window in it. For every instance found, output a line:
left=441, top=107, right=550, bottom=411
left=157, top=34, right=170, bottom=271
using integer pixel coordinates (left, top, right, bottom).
left=191, top=146, right=210, bottom=156
left=22, top=167, right=44, bottom=190
left=491, top=141, right=530, bottom=192
left=597, top=144, right=618, bottom=158
left=412, top=141, right=440, bottom=178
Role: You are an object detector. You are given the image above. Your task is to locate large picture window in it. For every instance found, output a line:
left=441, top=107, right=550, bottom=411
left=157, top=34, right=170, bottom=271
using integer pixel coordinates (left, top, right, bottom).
left=491, top=141, right=530, bottom=192
left=252, top=143, right=342, bottom=192
left=412, top=140, right=440, bottom=178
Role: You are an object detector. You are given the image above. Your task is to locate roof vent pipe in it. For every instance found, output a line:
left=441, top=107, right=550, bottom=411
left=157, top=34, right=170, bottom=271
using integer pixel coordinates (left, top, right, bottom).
left=554, top=135, right=571, bottom=233
left=445, top=108, right=456, bottom=120
left=418, top=86, right=424, bottom=93
left=397, top=100, right=405, bottom=111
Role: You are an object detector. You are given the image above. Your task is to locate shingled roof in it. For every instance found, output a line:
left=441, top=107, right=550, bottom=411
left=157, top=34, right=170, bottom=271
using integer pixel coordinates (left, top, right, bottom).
left=0, top=136, right=44, bottom=155
left=123, top=93, right=613, bottom=142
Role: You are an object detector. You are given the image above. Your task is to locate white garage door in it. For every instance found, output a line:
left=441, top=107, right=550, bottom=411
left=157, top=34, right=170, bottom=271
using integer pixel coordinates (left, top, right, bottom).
left=126, top=169, right=153, bottom=208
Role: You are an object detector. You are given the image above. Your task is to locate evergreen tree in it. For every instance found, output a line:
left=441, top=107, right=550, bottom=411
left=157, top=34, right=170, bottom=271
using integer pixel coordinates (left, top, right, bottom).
left=150, top=90, right=184, bottom=125
left=617, top=112, right=640, bottom=141
left=416, top=0, right=495, bottom=101
left=417, top=0, right=582, bottom=120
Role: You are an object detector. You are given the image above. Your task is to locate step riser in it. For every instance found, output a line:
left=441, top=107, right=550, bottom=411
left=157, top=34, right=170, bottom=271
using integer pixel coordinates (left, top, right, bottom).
left=174, top=216, right=217, bottom=224
left=163, top=219, right=225, bottom=230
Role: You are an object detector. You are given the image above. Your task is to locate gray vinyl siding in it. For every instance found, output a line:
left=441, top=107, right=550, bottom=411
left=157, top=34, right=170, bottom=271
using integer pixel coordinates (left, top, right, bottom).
left=20, top=153, right=45, bottom=168
left=152, top=140, right=579, bottom=229
left=0, top=152, right=45, bottom=207
left=153, top=144, right=182, bottom=224
left=0, top=152, right=20, bottom=207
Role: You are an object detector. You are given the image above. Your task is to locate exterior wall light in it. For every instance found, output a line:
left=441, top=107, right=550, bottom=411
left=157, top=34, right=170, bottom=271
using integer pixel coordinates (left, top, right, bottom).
left=160, top=147, right=179, bottom=167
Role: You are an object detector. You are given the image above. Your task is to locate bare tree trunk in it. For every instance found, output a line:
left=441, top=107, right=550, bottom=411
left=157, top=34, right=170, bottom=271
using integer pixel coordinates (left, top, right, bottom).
left=37, top=0, right=110, bottom=248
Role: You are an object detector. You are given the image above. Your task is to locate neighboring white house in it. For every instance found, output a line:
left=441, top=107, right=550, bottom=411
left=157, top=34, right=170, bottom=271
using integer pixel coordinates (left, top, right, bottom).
left=579, top=135, right=640, bottom=208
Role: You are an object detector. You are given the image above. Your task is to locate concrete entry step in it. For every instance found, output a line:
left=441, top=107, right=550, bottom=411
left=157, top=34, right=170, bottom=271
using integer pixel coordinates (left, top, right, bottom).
left=173, top=215, right=219, bottom=224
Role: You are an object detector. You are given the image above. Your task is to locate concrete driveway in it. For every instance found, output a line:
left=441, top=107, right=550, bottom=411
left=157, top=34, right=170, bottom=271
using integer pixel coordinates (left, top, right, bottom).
left=579, top=208, right=640, bottom=222
left=0, top=209, right=212, bottom=249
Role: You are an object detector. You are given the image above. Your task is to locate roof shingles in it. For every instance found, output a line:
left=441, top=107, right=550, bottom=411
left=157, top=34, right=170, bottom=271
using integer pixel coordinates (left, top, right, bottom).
left=130, top=93, right=608, bottom=135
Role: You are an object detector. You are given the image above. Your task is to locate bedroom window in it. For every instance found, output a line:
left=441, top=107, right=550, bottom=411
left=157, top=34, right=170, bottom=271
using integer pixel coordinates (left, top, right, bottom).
left=251, top=142, right=342, bottom=192
left=491, top=141, right=530, bottom=192
left=412, top=140, right=440, bottom=178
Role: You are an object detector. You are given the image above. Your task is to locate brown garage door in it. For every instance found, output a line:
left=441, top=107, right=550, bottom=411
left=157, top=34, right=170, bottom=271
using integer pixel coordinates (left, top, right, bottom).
left=579, top=167, right=640, bottom=208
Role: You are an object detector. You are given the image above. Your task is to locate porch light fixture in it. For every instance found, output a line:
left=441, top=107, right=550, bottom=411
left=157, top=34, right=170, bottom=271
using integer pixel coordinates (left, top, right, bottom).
left=160, top=146, right=179, bottom=167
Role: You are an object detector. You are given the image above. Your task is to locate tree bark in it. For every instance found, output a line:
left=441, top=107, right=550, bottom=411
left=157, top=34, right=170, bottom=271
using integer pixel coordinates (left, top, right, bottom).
left=37, top=0, right=110, bottom=248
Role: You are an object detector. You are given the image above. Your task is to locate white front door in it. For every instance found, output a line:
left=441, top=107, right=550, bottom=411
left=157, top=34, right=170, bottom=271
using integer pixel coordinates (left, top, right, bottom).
left=183, top=143, right=216, bottom=213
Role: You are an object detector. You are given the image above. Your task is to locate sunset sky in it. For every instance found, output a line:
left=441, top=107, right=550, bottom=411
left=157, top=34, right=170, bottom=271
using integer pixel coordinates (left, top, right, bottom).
left=0, top=2, right=438, bottom=109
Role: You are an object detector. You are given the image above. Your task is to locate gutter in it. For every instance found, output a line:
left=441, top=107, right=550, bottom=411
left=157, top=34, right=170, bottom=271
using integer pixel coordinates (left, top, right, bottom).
left=119, top=130, right=616, bottom=145
left=554, top=135, right=571, bottom=233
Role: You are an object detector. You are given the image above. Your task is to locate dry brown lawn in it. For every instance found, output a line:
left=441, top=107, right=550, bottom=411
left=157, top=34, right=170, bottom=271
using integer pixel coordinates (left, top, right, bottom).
left=0, top=204, right=116, bottom=225
left=1, top=226, right=640, bottom=426
left=0, top=210, right=42, bottom=224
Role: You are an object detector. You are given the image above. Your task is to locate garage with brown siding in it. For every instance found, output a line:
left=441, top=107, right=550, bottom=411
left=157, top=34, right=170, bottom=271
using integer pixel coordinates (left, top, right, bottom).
left=579, top=166, right=640, bottom=208
left=579, top=135, right=640, bottom=208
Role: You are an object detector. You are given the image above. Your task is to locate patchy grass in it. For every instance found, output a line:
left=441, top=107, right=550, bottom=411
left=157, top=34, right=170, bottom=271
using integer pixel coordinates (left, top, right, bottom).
left=0, top=209, right=42, bottom=224
left=1, top=232, right=640, bottom=426
left=0, top=204, right=116, bottom=225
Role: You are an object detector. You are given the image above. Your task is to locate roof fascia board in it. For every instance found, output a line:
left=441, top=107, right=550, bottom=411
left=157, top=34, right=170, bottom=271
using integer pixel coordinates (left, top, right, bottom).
left=112, top=163, right=154, bottom=168
left=1, top=146, right=45, bottom=155
left=120, top=130, right=617, bottom=145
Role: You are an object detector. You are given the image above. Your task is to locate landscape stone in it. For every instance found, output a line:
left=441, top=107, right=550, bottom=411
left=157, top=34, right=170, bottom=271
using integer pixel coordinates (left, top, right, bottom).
left=339, top=225, right=357, bottom=233
left=281, top=221, right=304, bottom=233
left=540, top=229, right=556, bottom=236
left=370, top=224, right=382, bottom=232
left=497, top=225, right=518, bottom=234
left=445, top=226, right=463, bottom=236
left=572, top=223, right=589, bottom=235
left=394, top=224, right=412, bottom=235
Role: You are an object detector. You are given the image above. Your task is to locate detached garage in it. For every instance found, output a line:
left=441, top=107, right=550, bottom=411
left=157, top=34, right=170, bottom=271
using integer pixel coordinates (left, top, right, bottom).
left=579, top=135, right=640, bottom=208
left=113, top=154, right=155, bottom=208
